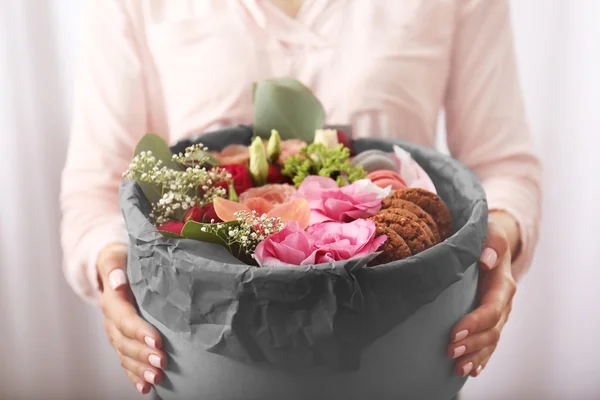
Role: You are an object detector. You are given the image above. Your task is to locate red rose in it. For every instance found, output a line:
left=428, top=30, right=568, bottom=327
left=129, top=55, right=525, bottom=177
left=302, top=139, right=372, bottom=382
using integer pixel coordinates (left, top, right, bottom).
left=157, top=221, right=184, bottom=235
left=184, top=205, right=204, bottom=222
left=202, top=203, right=222, bottom=223
left=267, top=164, right=290, bottom=184
left=336, top=130, right=355, bottom=156
left=216, top=164, right=254, bottom=196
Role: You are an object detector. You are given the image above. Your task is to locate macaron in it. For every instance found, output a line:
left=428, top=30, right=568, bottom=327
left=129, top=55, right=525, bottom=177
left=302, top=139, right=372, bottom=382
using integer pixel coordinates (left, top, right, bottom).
left=367, top=170, right=407, bottom=191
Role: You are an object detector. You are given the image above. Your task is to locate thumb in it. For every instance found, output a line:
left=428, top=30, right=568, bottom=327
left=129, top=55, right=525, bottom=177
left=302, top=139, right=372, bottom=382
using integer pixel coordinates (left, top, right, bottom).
left=96, top=243, right=129, bottom=292
left=480, top=220, right=509, bottom=270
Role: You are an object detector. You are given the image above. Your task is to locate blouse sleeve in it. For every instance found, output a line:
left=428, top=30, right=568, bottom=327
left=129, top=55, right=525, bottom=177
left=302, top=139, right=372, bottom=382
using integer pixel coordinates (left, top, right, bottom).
left=60, top=0, right=149, bottom=302
left=444, top=0, right=542, bottom=280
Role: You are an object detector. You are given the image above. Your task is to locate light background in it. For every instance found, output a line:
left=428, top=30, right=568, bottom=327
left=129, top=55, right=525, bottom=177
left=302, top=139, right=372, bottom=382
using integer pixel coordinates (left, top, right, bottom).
left=1, top=1, right=599, bottom=399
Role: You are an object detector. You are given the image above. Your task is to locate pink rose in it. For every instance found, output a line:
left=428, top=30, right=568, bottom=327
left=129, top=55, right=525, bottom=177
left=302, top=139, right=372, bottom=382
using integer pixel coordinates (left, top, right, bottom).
left=254, top=219, right=386, bottom=267
left=210, top=144, right=250, bottom=165
left=277, top=139, right=307, bottom=165
left=254, top=222, right=316, bottom=267
left=305, top=219, right=387, bottom=265
left=239, top=184, right=297, bottom=205
left=293, top=176, right=389, bottom=225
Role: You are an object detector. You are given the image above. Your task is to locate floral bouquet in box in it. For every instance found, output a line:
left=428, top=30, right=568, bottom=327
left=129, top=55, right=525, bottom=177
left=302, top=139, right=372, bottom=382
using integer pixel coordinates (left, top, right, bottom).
left=119, top=78, right=487, bottom=400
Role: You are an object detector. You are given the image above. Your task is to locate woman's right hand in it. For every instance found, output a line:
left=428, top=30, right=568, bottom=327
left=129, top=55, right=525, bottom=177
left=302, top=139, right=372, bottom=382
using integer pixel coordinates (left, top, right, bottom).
left=96, top=243, right=166, bottom=395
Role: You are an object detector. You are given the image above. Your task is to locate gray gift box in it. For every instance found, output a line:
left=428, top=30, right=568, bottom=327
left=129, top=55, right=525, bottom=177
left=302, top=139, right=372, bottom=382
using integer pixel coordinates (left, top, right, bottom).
left=119, top=126, right=487, bottom=400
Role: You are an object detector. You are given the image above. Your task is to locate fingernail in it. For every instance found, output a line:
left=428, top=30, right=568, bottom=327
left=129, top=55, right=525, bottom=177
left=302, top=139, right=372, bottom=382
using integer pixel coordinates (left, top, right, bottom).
left=108, top=269, right=127, bottom=290
left=476, top=365, right=483, bottom=375
left=452, top=345, right=466, bottom=359
left=149, top=354, right=163, bottom=369
left=462, top=362, right=473, bottom=376
left=145, top=336, right=157, bottom=349
left=454, top=330, right=469, bottom=342
left=136, top=383, right=146, bottom=394
left=144, top=370, right=156, bottom=385
left=480, top=248, right=498, bottom=269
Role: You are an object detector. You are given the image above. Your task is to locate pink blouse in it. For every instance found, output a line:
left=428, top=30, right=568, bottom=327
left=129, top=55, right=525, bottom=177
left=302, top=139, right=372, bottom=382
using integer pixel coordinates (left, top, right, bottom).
left=61, top=0, right=542, bottom=302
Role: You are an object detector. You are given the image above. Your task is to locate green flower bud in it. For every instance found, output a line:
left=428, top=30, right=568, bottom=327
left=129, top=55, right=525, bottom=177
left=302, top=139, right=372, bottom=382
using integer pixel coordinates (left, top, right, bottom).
left=267, top=129, right=282, bottom=163
left=228, top=181, right=239, bottom=202
left=249, top=136, right=269, bottom=186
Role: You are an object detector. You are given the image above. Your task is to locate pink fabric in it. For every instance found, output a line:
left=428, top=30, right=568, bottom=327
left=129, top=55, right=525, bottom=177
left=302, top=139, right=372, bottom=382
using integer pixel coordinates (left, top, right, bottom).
left=61, top=0, right=542, bottom=302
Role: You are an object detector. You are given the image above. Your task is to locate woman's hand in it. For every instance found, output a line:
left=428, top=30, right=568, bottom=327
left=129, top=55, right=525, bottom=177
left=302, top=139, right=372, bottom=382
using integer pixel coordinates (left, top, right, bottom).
left=97, top=243, right=166, bottom=395
left=447, top=212, right=519, bottom=377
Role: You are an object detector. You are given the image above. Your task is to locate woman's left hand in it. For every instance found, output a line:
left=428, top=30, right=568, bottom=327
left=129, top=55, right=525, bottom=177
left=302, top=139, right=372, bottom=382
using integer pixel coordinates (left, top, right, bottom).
left=447, top=215, right=518, bottom=377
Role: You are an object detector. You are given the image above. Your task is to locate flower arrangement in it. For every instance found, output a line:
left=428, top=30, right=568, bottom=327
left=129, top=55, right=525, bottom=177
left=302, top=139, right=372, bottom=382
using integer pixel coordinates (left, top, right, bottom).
left=123, top=78, right=452, bottom=268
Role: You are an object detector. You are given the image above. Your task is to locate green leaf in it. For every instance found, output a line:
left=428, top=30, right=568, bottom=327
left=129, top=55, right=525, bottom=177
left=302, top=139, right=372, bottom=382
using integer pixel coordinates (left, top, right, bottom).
left=158, top=230, right=184, bottom=239
left=180, top=148, right=219, bottom=168
left=132, top=133, right=183, bottom=204
left=253, top=78, right=325, bottom=143
left=180, top=220, right=240, bottom=247
left=134, top=133, right=182, bottom=171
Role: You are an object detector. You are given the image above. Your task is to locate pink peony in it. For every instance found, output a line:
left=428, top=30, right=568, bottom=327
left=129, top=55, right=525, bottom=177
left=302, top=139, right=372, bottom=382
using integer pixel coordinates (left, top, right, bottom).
left=293, top=176, right=390, bottom=225
left=254, top=219, right=386, bottom=267
left=238, top=184, right=297, bottom=205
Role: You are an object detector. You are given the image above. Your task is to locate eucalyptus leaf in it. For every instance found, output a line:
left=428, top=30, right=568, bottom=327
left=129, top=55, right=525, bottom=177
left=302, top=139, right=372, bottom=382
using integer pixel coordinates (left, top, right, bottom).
left=134, top=133, right=182, bottom=171
left=180, top=148, right=219, bottom=168
left=132, top=133, right=183, bottom=204
left=253, top=78, right=325, bottom=142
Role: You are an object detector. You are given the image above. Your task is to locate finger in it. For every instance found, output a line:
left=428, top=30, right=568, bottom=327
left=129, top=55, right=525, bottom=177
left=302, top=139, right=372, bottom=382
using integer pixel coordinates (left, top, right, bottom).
left=451, top=303, right=503, bottom=342
left=96, top=243, right=129, bottom=292
left=454, top=344, right=495, bottom=377
left=99, top=290, right=163, bottom=350
left=124, top=369, right=151, bottom=395
left=472, top=355, right=492, bottom=377
left=114, top=329, right=167, bottom=368
left=479, top=221, right=509, bottom=270
left=448, top=325, right=501, bottom=360
left=119, top=353, right=163, bottom=386
left=473, top=356, right=491, bottom=377
left=451, top=267, right=515, bottom=341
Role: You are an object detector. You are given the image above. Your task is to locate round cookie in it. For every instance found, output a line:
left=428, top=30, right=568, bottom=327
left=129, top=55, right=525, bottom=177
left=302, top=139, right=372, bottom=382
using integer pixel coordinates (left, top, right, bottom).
left=371, top=211, right=434, bottom=255
left=381, top=199, right=441, bottom=243
left=385, top=188, right=453, bottom=240
left=376, top=208, right=436, bottom=246
left=369, top=222, right=412, bottom=265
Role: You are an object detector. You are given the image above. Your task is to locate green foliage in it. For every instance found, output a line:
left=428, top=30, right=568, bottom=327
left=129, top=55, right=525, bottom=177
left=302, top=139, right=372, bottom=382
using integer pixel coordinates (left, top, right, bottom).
left=282, top=143, right=367, bottom=187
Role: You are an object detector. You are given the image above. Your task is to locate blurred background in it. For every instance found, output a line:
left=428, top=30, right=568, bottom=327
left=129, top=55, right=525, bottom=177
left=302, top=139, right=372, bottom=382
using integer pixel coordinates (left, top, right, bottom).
left=1, top=1, right=599, bottom=399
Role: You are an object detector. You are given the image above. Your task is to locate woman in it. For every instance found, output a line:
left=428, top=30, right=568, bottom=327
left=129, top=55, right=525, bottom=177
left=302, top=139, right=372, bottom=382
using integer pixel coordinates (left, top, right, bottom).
left=61, top=0, right=541, bottom=396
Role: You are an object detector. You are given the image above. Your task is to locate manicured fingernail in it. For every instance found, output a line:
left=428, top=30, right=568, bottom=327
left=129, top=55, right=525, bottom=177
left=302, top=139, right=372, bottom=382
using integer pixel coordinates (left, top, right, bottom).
left=149, top=354, right=163, bottom=368
left=144, top=370, right=156, bottom=384
left=480, top=248, right=498, bottom=269
left=454, top=330, right=469, bottom=342
left=462, top=362, right=473, bottom=376
left=136, top=383, right=146, bottom=394
left=476, top=365, right=483, bottom=375
left=108, top=269, right=127, bottom=290
left=145, top=336, right=157, bottom=348
left=452, top=345, right=466, bottom=359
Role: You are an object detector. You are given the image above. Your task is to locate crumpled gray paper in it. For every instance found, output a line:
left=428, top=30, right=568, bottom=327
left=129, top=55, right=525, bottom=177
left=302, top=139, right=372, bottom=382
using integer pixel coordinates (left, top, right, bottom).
left=119, top=125, right=488, bottom=399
